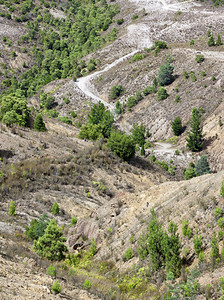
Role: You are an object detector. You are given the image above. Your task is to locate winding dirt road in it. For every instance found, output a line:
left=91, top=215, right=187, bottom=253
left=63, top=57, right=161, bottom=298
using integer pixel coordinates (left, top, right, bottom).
left=75, top=0, right=222, bottom=110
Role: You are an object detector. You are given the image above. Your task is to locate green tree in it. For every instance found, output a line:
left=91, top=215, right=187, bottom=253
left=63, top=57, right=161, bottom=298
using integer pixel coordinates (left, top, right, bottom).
left=33, top=219, right=67, bottom=261
left=186, top=107, right=203, bottom=152
left=34, top=114, right=46, bottom=131
left=0, top=93, right=30, bottom=127
left=195, top=155, right=210, bottom=176
left=171, top=116, right=183, bottom=136
left=193, top=234, right=202, bottom=256
left=8, top=201, right=15, bottom=216
left=25, top=214, right=50, bottom=241
left=157, top=61, right=174, bottom=86
left=132, top=123, right=145, bottom=155
left=107, top=130, right=135, bottom=161
left=157, top=87, right=168, bottom=100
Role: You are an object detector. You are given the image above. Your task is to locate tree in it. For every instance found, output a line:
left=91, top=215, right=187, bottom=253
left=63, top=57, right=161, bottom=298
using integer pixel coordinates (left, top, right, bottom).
left=25, top=213, right=50, bottom=241
left=157, top=61, right=174, bottom=86
left=171, top=116, right=183, bottom=136
left=195, top=156, right=210, bottom=176
left=186, top=107, right=203, bottom=152
left=208, top=35, right=215, bottom=47
left=107, top=130, right=135, bottom=161
left=0, top=93, right=30, bottom=127
left=34, top=114, right=46, bottom=131
left=33, top=219, right=67, bottom=261
left=132, top=123, right=145, bottom=155
left=157, top=87, right=168, bottom=100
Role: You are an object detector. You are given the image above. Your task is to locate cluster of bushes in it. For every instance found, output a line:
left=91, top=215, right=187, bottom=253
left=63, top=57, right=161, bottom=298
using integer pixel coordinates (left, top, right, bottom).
left=207, top=31, right=222, bottom=46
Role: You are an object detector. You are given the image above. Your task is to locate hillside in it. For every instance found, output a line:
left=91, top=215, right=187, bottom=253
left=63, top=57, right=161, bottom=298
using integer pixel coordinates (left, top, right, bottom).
left=1, top=0, right=224, bottom=299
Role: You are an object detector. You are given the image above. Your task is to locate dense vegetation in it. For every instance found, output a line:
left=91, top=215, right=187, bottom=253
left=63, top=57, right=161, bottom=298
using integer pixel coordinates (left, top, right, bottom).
left=0, top=0, right=119, bottom=98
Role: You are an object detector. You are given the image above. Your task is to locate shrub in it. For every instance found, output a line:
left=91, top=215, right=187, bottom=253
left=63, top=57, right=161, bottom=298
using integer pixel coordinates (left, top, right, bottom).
left=186, top=107, right=203, bottom=152
left=221, top=179, right=224, bottom=198
left=59, top=116, right=72, bottom=125
left=208, top=35, right=215, bottom=46
left=110, top=85, right=124, bottom=100
left=143, top=86, right=155, bottom=96
left=193, top=234, right=202, bottom=256
left=132, top=53, right=144, bottom=61
left=8, top=201, right=15, bottom=216
left=216, top=34, right=222, bottom=46
left=83, top=279, right=91, bottom=290
left=195, top=54, right=204, bottom=63
left=51, top=202, right=59, bottom=215
left=126, top=96, right=137, bottom=110
left=157, top=87, right=168, bottom=100
left=117, top=18, right=124, bottom=25
left=34, top=114, right=46, bottom=131
left=183, top=70, right=189, bottom=79
left=184, top=162, right=196, bottom=180
left=190, top=39, right=195, bottom=45
left=123, top=248, right=134, bottom=261
left=70, top=217, right=77, bottom=225
left=51, top=281, right=61, bottom=294
left=107, top=130, right=135, bottom=161
left=182, top=219, right=192, bottom=239
left=46, top=265, right=56, bottom=277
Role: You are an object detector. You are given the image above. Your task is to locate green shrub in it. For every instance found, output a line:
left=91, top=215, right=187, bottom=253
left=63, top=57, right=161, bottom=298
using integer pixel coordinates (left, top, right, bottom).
left=208, top=35, right=215, bottom=46
left=126, top=96, right=137, bottom=110
left=70, top=217, right=77, bottom=225
left=132, top=53, right=144, bottom=61
left=190, top=39, right=195, bottom=45
left=157, top=87, right=168, bottom=100
left=110, top=85, right=124, bottom=100
left=183, top=70, right=189, bottom=79
left=143, top=86, right=155, bottom=96
left=190, top=71, right=197, bottom=82
left=195, top=156, right=210, bottom=176
left=157, top=61, right=174, bottom=86
left=117, top=18, right=124, bottom=25
left=8, top=201, right=15, bottom=216
left=123, top=248, right=134, bottom=261
left=182, top=219, right=192, bottom=239
left=46, top=265, right=56, bottom=277
left=58, top=116, right=72, bottom=125
left=70, top=111, right=77, bottom=118
left=51, top=281, right=61, bottom=294
left=193, top=234, right=202, bottom=256
left=221, top=179, right=224, bottom=198
left=83, top=279, right=91, bottom=290
left=51, top=202, right=59, bottom=215
left=195, top=54, right=204, bottom=63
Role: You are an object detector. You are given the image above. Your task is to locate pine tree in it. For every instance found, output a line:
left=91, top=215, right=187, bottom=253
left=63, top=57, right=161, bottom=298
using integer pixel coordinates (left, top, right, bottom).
left=157, top=61, right=174, bottom=86
left=132, top=123, right=145, bottom=155
left=171, top=116, right=183, bottom=136
left=195, top=155, right=210, bottom=176
left=186, top=107, right=203, bottom=152
left=34, top=114, right=46, bottom=131
left=33, top=219, right=67, bottom=261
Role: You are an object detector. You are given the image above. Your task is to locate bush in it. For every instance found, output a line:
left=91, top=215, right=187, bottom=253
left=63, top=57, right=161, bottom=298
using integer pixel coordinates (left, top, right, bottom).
left=184, top=163, right=196, bottom=180
left=117, top=18, right=124, bottom=25
left=221, top=179, right=224, bottom=198
left=182, top=219, right=192, bottom=239
left=208, top=35, right=215, bottom=46
left=193, top=234, right=202, bottom=256
left=123, top=248, right=133, bottom=261
left=110, top=85, right=124, bottom=100
left=34, top=114, right=46, bottom=131
left=58, top=116, right=72, bottom=125
left=51, top=202, right=59, bottom=215
left=132, top=53, right=144, bottom=61
left=126, top=96, right=137, bottom=110
left=8, top=201, right=15, bottom=216
left=107, top=130, right=136, bottom=161
left=157, top=87, right=168, bottom=100
left=46, top=265, right=56, bottom=277
left=70, top=217, right=77, bottom=225
left=51, top=281, right=61, bottom=294
left=142, top=86, right=155, bottom=96
left=195, top=54, right=204, bottom=63
left=83, top=279, right=91, bottom=290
